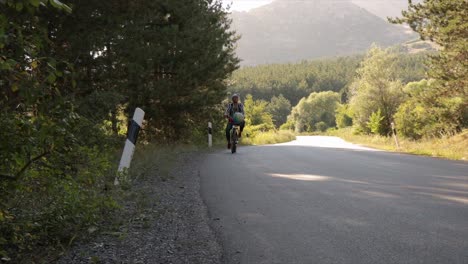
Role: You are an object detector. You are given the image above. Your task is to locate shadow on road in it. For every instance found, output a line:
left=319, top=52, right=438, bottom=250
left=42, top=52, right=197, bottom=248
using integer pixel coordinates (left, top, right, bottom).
left=258, top=145, right=468, bottom=206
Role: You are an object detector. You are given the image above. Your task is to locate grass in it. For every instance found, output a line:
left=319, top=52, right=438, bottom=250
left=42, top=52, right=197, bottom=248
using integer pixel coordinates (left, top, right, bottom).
left=327, top=128, right=468, bottom=160
left=242, top=130, right=296, bottom=145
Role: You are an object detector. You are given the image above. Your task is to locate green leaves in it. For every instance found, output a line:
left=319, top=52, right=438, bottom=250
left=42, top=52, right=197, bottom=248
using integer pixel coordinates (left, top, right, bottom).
left=269, top=94, right=291, bottom=128
left=288, top=91, right=341, bottom=133
left=46, top=73, right=56, bottom=84
left=349, top=46, right=405, bottom=135
left=244, top=94, right=275, bottom=133
left=367, top=109, right=385, bottom=135
left=390, top=0, right=467, bottom=135
left=49, top=0, right=72, bottom=13
left=15, top=2, right=24, bottom=11
left=29, top=0, right=41, bottom=7
left=1, top=1, right=239, bottom=260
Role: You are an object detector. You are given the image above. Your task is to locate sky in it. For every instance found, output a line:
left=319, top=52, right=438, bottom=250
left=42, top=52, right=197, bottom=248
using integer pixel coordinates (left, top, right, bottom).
left=222, top=0, right=274, bottom=11
left=222, top=0, right=413, bottom=13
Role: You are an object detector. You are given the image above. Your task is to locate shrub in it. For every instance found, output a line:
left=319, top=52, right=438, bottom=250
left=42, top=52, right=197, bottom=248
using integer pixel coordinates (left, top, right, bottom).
left=395, top=80, right=466, bottom=139
left=335, top=104, right=353, bottom=128
left=280, top=119, right=295, bottom=131
left=246, top=130, right=296, bottom=145
left=315, top=122, right=328, bottom=132
left=367, top=109, right=386, bottom=135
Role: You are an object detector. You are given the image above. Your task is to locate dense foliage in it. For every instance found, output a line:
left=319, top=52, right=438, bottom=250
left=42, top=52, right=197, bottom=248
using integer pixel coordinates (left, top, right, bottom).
left=229, top=53, right=426, bottom=107
left=268, top=94, right=291, bottom=128
left=0, top=0, right=238, bottom=261
left=52, top=0, right=239, bottom=140
left=243, top=94, right=275, bottom=137
left=230, top=52, right=427, bottom=133
left=229, top=56, right=362, bottom=106
left=349, top=46, right=406, bottom=135
left=390, top=0, right=468, bottom=135
left=288, top=91, right=341, bottom=133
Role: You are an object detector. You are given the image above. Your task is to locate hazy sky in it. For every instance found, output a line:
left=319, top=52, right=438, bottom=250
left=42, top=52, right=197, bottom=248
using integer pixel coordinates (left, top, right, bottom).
left=222, top=0, right=273, bottom=11
left=222, top=0, right=412, bottom=13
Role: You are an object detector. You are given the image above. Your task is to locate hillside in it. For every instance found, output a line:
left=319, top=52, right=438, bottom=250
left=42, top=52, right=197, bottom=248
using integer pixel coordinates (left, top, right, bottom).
left=230, top=0, right=415, bottom=65
left=351, top=0, right=415, bottom=20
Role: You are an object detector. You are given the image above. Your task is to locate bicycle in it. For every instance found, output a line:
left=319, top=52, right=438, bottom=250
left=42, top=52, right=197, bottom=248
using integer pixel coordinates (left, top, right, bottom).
left=230, top=124, right=240, bottom=154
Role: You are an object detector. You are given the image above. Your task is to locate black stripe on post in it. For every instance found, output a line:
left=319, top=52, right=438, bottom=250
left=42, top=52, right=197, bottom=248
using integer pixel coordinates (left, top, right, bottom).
left=127, top=120, right=141, bottom=145
left=208, top=127, right=212, bottom=135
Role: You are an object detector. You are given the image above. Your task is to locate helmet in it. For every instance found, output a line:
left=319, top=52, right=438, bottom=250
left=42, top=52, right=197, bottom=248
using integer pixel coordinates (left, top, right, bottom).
left=231, top=93, right=240, bottom=99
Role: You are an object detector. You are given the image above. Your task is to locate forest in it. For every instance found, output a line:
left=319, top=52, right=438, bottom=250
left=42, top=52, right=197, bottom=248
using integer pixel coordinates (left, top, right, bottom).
left=230, top=52, right=427, bottom=106
left=0, top=0, right=238, bottom=261
left=230, top=0, right=467, bottom=143
left=229, top=51, right=429, bottom=135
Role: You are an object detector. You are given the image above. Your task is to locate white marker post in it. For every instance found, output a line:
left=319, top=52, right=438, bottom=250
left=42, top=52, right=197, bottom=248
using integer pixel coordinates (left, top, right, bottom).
left=391, top=122, right=400, bottom=150
left=115, top=107, right=145, bottom=185
left=208, top=122, right=213, bottom=148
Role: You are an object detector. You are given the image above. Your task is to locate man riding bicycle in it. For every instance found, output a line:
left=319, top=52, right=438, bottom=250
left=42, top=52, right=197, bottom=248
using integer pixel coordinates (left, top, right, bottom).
left=224, top=94, right=245, bottom=149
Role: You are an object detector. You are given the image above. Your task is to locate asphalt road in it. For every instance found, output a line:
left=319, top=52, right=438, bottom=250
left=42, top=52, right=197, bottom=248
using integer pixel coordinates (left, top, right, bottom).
left=200, top=136, right=468, bottom=264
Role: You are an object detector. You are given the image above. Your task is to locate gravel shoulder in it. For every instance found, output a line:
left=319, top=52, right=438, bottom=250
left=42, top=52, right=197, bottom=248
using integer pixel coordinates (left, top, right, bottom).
left=58, top=150, right=222, bottom=264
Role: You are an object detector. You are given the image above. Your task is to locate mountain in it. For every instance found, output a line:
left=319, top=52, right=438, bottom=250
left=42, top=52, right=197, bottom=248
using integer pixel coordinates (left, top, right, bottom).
left=230, top=0, right=415, bottom=65
left=351, top=0, right=412, bottom=20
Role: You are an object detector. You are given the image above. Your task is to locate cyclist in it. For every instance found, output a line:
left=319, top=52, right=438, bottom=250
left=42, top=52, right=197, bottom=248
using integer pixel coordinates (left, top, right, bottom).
left=224, top=94, right=245, bottom=149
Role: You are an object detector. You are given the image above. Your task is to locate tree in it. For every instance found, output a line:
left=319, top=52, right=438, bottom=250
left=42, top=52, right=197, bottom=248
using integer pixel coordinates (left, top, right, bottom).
left=390, top=0, right=468, bottom=134
left=349, top=46, right=405, bottom=135
left=0, top=1, right=117, bottom=261
left=228, top=53, right=426, bottom=107
left=269, top=94, right=292, bottom=128
left=288, top=91, right=341, bottom=133
left=335, top=104, right=353, bottom=128
left=52, top=0, right=239, bottom=140
left=395, top=79, right=465, bottom=138
left=243, top=94, right=275, bottom=134
left=228, top=55, right=364, bottom=106
left=0, top=0, right=240, bottom=261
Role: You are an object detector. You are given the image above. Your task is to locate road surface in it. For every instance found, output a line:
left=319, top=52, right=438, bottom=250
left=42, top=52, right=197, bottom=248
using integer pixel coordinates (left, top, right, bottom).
left=200, top=136, right=468, bottom=264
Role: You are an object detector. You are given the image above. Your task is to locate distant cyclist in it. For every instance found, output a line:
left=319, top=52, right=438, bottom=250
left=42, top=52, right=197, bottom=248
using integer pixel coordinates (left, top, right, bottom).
left=224, top=94, right=245, bottom=149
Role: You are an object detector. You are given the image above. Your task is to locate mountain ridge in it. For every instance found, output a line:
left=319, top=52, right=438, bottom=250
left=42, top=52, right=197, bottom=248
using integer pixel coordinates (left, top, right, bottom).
left=230, top=0, right=415, bottom=65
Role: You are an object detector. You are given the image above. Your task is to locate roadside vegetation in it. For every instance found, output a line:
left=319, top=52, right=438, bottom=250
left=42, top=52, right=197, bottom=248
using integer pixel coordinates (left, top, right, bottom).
left=242, top=130, right=296, bottom=146
left=328, top=128, right=468, bottom=160
left=1, top=0, right=466, bottom=262
left=231, top=0, right=466, bottom=159
left=0, top=0, right=238, bottom=262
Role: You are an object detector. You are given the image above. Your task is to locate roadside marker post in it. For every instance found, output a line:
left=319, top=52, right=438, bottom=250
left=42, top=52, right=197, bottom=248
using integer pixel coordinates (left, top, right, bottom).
left=115, top=107, right=145, bottom=185
left=208, top=122, right=213, bottom=148
left=391, top=122, right=400, bottom=150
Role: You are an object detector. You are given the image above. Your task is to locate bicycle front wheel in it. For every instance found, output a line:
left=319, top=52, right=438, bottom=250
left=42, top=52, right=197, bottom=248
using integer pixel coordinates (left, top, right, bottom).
left=231, top=128, right=237, bottom=153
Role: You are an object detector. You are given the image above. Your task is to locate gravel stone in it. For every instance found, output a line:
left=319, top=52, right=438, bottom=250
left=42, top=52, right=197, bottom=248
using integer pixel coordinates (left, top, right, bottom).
left=57, top=152, right=222, bottom=264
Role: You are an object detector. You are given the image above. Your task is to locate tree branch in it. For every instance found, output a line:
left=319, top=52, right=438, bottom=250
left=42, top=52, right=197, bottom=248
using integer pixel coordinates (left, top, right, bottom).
left=0, top=151, right=50, bottom=181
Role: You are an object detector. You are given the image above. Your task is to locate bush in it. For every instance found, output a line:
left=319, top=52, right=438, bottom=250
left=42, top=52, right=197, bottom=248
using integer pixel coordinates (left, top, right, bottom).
left=335, top=104, right=353, bottom=128
left=315, top=122, right=328, bottom=132
left=0, top=109, right=119, bottom=262
left=244, top=130, right=296, bottom=145
left=289, top=91, right=341, bottom=133
left=394, top=101, right=428, bottom=139
left=0, top=145, right=118, bottom=262
left=367, top=109, right=386, bottom=135
left=280, top=119, right=295, bottom=131
left=395, top=80, right=466, bottom=139
left=411, top=42, right=432, bottom=50
left=328, top=128, right=468, bottom=160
